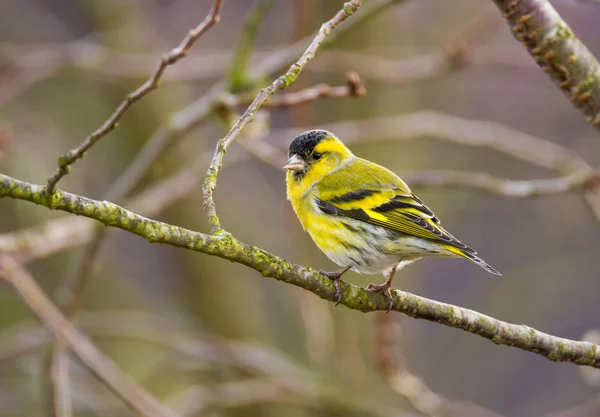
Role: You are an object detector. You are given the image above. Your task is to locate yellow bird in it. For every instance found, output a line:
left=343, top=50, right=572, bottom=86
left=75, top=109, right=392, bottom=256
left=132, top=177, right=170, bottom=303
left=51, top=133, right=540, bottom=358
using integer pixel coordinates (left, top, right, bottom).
left=284, top=130, right=500, bottom=310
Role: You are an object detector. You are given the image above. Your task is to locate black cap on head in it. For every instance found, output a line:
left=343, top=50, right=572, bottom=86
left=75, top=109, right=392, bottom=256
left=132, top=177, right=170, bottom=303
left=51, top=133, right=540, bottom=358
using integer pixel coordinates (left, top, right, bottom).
left=288, top=130, right=329, bottom=157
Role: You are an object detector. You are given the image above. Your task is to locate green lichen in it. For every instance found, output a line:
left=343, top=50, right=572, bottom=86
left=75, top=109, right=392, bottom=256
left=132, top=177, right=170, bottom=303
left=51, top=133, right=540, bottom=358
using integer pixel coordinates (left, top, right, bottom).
left=279, top=64, right=302, bottom=88
left=557, top=341, right=568, bottom=356
left=344, top=2, right=357, bottom=16
left=555, top=22, right=574, bottom=41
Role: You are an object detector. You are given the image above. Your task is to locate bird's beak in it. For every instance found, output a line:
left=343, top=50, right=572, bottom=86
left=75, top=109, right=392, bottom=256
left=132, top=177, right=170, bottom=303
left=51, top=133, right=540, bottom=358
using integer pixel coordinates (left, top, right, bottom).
left=282, top=154, right=307, bottom=172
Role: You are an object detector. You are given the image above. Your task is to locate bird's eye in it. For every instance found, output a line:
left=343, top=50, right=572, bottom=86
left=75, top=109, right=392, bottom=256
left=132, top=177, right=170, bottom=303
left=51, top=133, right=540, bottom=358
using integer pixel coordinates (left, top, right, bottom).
left=312, top=153, right=322, bottom=160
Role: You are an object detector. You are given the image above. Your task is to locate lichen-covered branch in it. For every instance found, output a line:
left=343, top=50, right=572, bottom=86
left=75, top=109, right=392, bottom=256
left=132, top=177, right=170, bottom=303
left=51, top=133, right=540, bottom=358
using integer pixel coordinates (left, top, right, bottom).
left=44, top=0, right=224, bottom=195
left=491, top=0, right=600, bottom=132
left=202, top=0, right=364, bottom=234
left=0, top=256, right=178, bottom=417
left=2, top=173, right=600, bottom=369
left=1, top=112, right=594, bottom=265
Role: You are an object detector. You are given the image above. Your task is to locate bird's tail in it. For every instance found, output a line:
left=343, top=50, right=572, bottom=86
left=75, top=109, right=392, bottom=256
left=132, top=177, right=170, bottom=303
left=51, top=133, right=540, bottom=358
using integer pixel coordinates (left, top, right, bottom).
left=442, top=244, right=501, bottom=276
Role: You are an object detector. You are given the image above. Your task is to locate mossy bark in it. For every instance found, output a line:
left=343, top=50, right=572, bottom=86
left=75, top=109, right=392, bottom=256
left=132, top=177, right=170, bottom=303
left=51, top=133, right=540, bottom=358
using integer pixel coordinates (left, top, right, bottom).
left=2, top=173, right=600, bottom=369
left=492, top=0, right=600, bottom=131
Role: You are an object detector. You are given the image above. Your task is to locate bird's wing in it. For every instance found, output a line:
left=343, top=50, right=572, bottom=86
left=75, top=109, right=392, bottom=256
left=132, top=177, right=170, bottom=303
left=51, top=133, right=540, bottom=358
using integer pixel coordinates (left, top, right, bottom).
left=315, top=158, right=472, bottom=251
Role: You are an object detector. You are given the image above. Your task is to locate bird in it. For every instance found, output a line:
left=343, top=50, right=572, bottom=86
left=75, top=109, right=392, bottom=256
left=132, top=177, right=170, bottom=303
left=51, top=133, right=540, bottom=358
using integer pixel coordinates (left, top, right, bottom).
left=283, top=129, right=500, bottom=311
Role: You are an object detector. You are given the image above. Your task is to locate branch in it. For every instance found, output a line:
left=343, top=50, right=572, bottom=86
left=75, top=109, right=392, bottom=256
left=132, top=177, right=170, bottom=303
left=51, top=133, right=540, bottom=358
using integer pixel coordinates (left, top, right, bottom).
left=2, top=174, right=600, bottom=369
left=0, top=256, right=178, bottom=417
left=102, top=0, right=399, bottom=206
left=269, top=112, right=592, bottom=174
left=491, top=0, right=600, bottom=132
left=240, top=125, right=589, bottom=197
left=203, top=0, right=364, bottom=233
left=0, top=111, right=593, bottom=264
left=44, top=0, right=223, bottom=195
left=401, top=169, right=588, bottom=197
left=218, top=71, right=366, bottom=110
left=373, top=313, right=505, bottom=417
left=0, top=311, right=397, bottom=417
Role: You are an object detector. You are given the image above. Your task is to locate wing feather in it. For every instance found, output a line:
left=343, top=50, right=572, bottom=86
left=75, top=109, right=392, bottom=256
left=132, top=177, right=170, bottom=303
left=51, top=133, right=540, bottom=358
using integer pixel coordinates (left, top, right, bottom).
left=315, top=158, right=473, bottom=252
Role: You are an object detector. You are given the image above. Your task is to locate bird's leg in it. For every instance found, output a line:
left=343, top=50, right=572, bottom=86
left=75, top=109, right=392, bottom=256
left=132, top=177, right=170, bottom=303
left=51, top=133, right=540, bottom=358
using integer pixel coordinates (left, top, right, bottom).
left=366, top=263, right=399, bottom=313
left=319, top=264, right=353, bottom=306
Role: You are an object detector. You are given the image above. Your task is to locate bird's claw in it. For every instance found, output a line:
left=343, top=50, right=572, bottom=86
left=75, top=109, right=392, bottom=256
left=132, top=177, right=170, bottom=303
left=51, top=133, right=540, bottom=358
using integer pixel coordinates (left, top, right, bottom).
left=366, top=283, right=395, bottom=313
left=319, top=269, right=342, bottom=305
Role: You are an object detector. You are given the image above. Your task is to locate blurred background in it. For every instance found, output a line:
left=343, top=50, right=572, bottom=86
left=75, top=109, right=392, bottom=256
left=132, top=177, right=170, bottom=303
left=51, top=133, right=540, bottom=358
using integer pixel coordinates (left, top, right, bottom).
left=2, top=0, right=600, bottom=416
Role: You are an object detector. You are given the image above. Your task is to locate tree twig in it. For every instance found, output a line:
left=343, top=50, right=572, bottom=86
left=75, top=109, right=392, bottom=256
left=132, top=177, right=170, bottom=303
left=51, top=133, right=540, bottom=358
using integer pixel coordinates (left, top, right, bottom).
left=0, top=255, right=178, bottom=417
left=44, top=0, right=224, bottom=195
left=269, top=112, right=592, bottom=174
left=0, top=111, right=593, bottom=264
left=491, top=0, right=600, bottom=132
left=2, top=174, right=600, bottom=369
left=202, top=0, right=365, bottom=234
left=102, top=0, right=399, bottom=207
left=220, top=71, right=366, bottom=110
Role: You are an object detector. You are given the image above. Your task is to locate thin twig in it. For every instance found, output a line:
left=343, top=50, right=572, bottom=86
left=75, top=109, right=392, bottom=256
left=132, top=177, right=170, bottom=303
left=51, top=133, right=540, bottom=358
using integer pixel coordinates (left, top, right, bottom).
left=102, top=0, right=397, bottom=206
left=202, top=0, right=365, bottom=234
left=2, top=174, right=600, bottom=369
left=45, top=232, right=107, bottom=417
left=44, top=0, right=224, bottom=195
left=242, top=125, right=590, bottom=197
left=373, top=313, right=506, bottom=417
left=42, top=2, right=222, bottom=410
left=401, top=170, right=588, bottom=197
left=0, top=256, right=178, bottom=417
left=374, top=313, right=448, bottom=416
left=0, top=311, right=397, bottom=417
left=219, top=71, right=366, bottom=110
left=47, top=346, right=72, bottom=417
left=269, top=112, right=593, bottom=174
left=0, top=112, right=593, bottom=263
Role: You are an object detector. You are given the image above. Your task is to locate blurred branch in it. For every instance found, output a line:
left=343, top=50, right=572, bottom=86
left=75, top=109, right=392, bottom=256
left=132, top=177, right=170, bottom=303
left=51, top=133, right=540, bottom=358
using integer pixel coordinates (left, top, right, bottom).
left=42, top=2, right=224, bottom=410
left=167, top=379, right=304, bottom=416
left=0, top=111, right=594, bottom=264
left=491, top=0, right=600, bottom=133
left=202, top=0, right=364, bottom=233
left=242, top=123, right=591, bottom=197
left=374, top=313, right=447, bottom=416
left=394, top=170, right=587, bottom=197
left=0, top=256, right=178, bottom=417
left=44, top=0, right=224, bottom=195
left=103, top=0, right=399, bottom=205
left=218, top=71, right=365, bottom=110
left=373, top=313, right=505, bottom=417
left=47, top=349, right=72, bottom=417
left=3, top=174, right=600, bottom=369
left=228, top=0, right=277, bottom=91
left=270, top=112, right=592, bottom=174
left=0, top=0, right=400, bottom=110
left=45, top=232, right=106, bottom=417
left=0, top=311, right=399, bottom=417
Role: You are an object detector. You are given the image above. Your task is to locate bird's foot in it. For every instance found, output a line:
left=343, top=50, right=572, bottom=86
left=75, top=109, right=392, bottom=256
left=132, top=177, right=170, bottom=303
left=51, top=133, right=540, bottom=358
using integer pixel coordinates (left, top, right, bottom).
left=319, top=265, right=352, bottom=306
left=366, top=282, right=395, bottom=313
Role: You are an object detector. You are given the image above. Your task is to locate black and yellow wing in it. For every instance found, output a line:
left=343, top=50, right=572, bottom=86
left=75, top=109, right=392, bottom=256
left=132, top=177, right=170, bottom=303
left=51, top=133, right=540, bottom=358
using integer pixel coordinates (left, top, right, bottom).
left=314, top=158, right=500, bottom=275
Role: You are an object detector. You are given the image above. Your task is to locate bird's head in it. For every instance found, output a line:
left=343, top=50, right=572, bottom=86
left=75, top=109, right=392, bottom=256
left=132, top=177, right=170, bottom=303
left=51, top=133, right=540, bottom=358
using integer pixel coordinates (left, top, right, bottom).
left=283, top=130, right=353, bottom=184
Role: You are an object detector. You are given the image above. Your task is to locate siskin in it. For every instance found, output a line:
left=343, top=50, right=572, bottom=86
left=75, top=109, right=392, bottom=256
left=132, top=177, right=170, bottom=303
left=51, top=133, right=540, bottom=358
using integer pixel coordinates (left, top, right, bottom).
left=284, top=130, right=500, bottom=310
